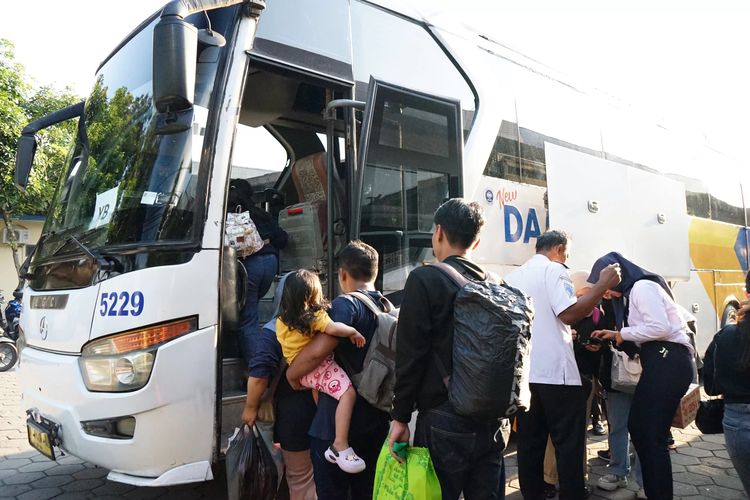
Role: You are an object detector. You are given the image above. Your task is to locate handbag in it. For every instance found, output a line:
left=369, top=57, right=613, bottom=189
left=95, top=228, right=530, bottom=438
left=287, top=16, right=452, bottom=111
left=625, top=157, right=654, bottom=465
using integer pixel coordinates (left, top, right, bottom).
left=610, top=346, right=641, bottom=394
left=695, top=399, right=724, bottom=434
left=696, top=331, right=725, bottom=434
left=225, top=208, right=265, bottom=258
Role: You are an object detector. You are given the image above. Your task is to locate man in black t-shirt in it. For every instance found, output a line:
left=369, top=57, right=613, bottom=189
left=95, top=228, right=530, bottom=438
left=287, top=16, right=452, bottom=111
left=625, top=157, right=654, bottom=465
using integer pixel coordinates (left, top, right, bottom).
left=287, top=241, right=389, bottom=500
left=389, top=199, right=509, bottom=500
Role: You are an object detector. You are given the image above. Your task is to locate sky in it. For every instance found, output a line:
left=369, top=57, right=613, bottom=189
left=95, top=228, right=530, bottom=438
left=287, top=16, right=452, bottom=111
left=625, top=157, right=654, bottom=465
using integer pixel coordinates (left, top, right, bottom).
left=1, top=0, right=749, bottom=180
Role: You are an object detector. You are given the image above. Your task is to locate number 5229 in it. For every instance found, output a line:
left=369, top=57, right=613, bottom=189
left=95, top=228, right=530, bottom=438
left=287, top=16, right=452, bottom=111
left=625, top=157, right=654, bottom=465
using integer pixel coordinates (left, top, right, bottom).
left=99, top=291, right=144, bottom=317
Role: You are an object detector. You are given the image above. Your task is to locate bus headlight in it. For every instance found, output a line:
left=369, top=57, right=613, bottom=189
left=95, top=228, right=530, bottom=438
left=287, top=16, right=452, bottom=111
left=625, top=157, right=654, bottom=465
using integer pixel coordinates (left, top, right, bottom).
left=79, top=317, right=197, bottom=392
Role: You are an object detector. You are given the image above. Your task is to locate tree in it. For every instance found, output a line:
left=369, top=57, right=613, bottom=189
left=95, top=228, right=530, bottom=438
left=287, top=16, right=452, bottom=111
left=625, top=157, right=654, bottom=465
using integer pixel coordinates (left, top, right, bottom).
left=0, top=38, right=79, bottom=273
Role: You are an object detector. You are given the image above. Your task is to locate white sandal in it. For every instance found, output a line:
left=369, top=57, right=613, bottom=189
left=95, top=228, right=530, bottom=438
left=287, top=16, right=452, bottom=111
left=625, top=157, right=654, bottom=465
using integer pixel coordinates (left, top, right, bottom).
left=324, top=446, right=366, bottom=474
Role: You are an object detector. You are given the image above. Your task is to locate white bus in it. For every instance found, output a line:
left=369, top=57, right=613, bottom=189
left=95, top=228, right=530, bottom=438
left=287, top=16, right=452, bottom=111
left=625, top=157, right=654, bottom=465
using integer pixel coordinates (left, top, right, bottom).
left=14, top=0, right=748, bottom=486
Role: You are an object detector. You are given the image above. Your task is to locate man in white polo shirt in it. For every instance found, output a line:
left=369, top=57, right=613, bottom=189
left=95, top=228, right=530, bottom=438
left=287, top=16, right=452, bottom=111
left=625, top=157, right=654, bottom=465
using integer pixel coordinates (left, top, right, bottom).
left=505, top=230, right=620, bottom=500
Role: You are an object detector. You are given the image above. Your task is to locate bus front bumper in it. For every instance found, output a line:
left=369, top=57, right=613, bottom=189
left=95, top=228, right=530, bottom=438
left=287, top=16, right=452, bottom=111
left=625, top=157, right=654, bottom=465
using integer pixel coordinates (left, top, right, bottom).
left=18, top=326, right=217, bottom=482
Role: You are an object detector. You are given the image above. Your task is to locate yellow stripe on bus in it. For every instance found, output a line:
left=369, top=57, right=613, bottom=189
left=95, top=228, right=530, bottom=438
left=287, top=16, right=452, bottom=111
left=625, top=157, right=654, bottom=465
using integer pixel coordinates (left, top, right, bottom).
left=688, top=218, right=743, bottom=271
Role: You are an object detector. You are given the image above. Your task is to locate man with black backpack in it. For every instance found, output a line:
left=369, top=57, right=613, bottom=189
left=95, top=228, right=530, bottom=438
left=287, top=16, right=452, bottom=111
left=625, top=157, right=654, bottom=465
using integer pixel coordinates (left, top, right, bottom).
left=504, top=230, right=621, bottom=500
left=389, top=199, right=523, bottom=500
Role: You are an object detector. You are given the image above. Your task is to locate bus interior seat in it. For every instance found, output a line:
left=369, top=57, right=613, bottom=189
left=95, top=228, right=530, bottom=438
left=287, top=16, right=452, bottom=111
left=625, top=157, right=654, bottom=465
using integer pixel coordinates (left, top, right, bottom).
left=278, top=151, right=328, bottom=273
left=290, top=152, right=327, bottom=204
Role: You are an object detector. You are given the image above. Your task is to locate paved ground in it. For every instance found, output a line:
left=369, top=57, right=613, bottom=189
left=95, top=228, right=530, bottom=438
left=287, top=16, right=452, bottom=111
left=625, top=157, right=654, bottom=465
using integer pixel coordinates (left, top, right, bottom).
left=1, top=368, right=747, bottom=499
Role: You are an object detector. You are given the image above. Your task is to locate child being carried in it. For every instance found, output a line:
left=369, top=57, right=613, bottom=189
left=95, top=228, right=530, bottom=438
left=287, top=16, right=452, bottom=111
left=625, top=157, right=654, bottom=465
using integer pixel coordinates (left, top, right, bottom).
left=276, top=269, right=367, bottom=474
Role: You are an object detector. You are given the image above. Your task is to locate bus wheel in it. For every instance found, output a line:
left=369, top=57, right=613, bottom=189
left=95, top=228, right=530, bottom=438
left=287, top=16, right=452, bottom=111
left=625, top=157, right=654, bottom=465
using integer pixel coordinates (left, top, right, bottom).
left=721, top=303, right=738, bottom=327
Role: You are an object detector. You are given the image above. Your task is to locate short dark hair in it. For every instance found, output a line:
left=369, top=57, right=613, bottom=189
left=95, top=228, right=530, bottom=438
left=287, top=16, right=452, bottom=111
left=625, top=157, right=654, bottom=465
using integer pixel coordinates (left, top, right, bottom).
left=535, top=230, right=570, bottom=253
left=338, top=240, right=379, bottom=282
left=433, top=198, right=485, bottom=249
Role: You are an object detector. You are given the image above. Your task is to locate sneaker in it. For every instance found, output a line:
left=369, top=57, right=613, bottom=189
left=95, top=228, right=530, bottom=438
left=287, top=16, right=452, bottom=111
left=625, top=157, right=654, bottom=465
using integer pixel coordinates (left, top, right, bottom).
left=324, top=446, right=366, bottom=474
left=597, top=449, right=611, bottom=462
left=583, top=485, right=592, bottom=498
left=544, top=481, right=557, bottom=498
left=592, top=421, right=606, bottom=436
left=637, top=487, right=647, bottom=499
left=597, top=474, right=628, bottom=491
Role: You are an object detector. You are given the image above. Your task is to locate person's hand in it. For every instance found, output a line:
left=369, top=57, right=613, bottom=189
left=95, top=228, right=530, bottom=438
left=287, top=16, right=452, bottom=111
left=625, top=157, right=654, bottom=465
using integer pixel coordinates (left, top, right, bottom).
left=597, top=264, right=622, bottom=289
left=350, top=332, right=366, bottom=348
left=241, top=404, right=258, bottom=427
left=738, top=299, right=749, bottom=323
left=571, top=328, right=577, bottom=341
left=388, top=421, right=411, bottom=464
left=584, top=342, right=602, bottom=352
left=592, top=329, right=623, bottom=345
left=286, top=370, right=303, bottom=391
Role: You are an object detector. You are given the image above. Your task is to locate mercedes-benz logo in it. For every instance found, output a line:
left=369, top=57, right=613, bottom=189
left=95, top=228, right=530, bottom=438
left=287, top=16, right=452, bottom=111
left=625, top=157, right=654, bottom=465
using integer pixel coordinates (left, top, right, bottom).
left=40, top=317, right=49, bottom=341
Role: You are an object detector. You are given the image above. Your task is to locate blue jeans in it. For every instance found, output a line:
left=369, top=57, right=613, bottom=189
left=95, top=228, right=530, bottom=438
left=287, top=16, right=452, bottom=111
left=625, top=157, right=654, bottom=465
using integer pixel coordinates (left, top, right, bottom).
left=309, top=420, right=388, bottom=500
left=724, top=403, right=750, bottom=495
left=239, top=253, right=277, bottom=366
left=414, top=402, right=508, bottom=500
left=606, top=390, right=643, bottom=486
left=606, top=391, right=632, bottom=477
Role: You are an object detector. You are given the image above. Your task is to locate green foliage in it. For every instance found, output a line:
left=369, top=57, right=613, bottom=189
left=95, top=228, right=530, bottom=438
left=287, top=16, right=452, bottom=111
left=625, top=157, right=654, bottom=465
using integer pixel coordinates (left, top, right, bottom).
left=0, top=38, right=80, bottom=218
left=0, top=38, right=80, bottom=272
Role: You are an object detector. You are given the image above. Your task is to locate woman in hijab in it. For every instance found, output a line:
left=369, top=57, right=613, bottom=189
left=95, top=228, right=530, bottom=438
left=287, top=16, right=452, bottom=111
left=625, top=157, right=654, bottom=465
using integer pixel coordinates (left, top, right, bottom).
left=590, top=252, right=693, bottom=500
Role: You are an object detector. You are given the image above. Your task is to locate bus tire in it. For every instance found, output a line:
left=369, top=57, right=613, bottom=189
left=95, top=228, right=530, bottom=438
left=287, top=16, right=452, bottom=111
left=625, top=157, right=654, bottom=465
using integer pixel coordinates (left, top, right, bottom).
left=721, top=303, right=739, bottom=327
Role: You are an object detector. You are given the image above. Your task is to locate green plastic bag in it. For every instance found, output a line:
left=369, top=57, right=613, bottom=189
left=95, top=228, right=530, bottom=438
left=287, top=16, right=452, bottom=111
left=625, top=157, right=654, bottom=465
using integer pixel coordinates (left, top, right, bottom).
left=372, top=440, right=442, bottom=500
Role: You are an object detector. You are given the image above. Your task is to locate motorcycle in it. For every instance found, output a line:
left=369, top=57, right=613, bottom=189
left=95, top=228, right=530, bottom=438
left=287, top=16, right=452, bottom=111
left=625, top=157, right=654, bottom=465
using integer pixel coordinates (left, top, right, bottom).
left=0, top=289, right=21, bottom=372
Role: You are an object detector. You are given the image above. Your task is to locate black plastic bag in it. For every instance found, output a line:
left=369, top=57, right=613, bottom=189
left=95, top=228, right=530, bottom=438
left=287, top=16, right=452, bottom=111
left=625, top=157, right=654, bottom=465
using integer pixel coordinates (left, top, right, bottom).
left=226, top=424, right=279, bottom=500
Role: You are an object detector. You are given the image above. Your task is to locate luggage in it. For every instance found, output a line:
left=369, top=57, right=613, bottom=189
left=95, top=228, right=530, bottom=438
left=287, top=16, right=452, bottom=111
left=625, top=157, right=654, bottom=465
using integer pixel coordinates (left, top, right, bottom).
left=432, top=262, right=534, bottom=419
left=346, top=291, right=399, bottom=412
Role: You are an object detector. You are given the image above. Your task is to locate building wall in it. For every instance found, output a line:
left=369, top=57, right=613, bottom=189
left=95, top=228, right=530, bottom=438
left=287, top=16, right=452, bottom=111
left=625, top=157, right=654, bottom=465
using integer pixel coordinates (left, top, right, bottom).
left=0, top=217, right=45, bottom=298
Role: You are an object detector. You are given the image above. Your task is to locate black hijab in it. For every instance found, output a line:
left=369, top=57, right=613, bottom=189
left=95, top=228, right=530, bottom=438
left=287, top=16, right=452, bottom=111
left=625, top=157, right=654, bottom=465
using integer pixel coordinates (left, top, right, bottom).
left=588, top=252, right=672, bottom=329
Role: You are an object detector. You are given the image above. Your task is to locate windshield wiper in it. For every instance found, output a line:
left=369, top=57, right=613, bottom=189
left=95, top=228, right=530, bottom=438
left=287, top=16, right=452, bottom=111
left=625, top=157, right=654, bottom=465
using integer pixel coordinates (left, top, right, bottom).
left=66, top=235, right=123, bottom=272
left=19, top=225, right=85, bottom=279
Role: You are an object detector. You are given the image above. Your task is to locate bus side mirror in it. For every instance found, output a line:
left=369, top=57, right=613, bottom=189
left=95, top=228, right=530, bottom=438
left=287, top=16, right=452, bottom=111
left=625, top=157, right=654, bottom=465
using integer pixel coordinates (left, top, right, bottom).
left=153, top=13, right=197, bottom=113
left=15, top=135, right=38, bottom=190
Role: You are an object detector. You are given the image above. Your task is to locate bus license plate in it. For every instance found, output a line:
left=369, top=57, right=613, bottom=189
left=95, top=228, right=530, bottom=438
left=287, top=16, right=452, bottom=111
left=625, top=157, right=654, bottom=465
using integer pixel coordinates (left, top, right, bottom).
left=27, top=419, right=56, bottom=460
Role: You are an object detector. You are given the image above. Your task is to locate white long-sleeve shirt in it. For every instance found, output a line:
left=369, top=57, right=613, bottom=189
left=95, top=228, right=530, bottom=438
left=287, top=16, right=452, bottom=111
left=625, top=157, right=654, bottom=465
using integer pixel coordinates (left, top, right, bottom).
left=620, top=280, right=694, bottom=354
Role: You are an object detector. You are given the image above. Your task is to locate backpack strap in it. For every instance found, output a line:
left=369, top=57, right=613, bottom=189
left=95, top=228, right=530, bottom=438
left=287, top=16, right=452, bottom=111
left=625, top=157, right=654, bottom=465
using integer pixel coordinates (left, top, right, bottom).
left=347, top=290, right=393, bottom=315
left=430, top=262, right=472, bottom=392
left=431, top=262, right=471, bottom=287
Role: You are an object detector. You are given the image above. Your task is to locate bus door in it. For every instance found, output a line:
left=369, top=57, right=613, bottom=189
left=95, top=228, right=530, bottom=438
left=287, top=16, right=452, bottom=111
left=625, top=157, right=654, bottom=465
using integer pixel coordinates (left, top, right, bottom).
left=355, top=78, right=464, bottom=301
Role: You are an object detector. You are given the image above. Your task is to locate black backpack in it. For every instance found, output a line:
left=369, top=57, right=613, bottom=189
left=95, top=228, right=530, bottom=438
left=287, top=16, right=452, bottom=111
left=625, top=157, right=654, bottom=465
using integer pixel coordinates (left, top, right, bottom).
left=432, top=262, right=534, bottom=419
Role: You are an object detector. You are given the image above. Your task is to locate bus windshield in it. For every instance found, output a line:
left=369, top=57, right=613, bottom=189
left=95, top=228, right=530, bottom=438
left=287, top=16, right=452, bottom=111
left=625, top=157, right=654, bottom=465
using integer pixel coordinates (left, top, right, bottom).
left=35, top=12, right=228, bottom=264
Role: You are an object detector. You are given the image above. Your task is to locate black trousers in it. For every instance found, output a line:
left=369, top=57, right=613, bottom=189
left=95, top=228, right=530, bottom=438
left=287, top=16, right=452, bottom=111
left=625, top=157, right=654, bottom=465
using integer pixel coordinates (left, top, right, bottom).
left=517, top=383, right=586, bottom=500
left=629, top=341, right=693, bottom=500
